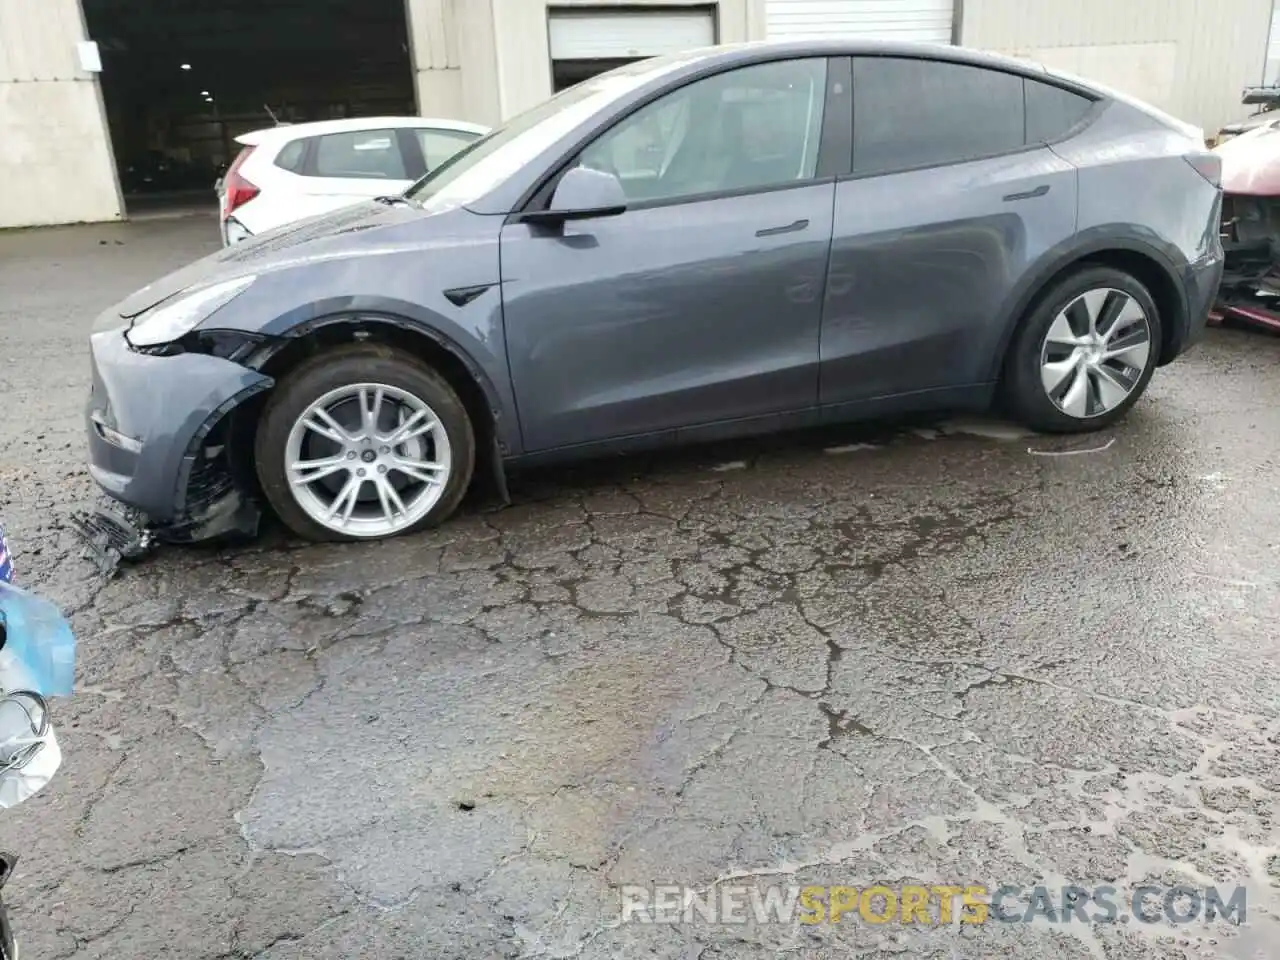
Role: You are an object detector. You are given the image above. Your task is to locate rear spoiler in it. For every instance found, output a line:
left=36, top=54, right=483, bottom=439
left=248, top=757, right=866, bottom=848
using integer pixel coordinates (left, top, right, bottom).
left=234, top=120, right=293, bottom=147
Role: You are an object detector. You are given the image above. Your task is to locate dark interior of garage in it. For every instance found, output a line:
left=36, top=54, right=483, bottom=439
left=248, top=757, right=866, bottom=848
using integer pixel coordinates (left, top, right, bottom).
left=82, top=0, right=416, bottom=212
left=552, top=58, right=642, bottom=94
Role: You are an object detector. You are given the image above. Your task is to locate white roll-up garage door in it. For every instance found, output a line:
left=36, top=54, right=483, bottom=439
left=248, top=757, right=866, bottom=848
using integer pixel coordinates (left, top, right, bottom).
left=766, top=0, right=954, bottom=45
left=548, top=9, right=717, bottom=60
left=1267, top=4, right=1280, bottom=83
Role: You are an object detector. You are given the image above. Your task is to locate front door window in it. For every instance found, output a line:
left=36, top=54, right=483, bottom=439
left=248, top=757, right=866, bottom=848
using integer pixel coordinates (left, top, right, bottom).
left=578, top=57, right=829, bottom=205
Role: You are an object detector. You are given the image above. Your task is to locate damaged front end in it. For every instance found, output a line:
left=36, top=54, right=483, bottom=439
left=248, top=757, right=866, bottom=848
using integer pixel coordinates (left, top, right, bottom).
left=1213, top=88, right=1280, bottom=332
left=73, top=391, right=268, bottom=571
left=163, top=380, right=272, bottom=545
left=74, top=329, right=282, bottom=572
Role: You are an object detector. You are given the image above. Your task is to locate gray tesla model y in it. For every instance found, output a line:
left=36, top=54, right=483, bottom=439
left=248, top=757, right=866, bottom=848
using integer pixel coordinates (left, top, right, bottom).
left=84, top=40, right=1224, bottom=544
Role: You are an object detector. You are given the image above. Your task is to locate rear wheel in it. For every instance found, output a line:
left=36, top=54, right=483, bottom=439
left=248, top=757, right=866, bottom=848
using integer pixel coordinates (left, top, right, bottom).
left=255, top=346, right=475, bottom=542
left=1001, top=267, right=1162, bottom=433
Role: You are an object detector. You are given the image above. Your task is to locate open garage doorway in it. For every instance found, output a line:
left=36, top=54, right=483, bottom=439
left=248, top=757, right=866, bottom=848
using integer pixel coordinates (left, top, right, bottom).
left=82, top=0, right=416, bottom=217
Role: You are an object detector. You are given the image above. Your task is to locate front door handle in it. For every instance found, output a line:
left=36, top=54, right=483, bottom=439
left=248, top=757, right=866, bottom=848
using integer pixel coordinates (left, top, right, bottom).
left=1002, top=184, right=1050, bottom=202
left=755, top=218, right=809, bottom=238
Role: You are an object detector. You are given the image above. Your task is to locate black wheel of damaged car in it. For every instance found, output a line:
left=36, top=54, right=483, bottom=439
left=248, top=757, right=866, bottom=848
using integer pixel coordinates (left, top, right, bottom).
left=254, top=345, right=476, bottom=542
left=1001, top=266, right=1163, bottom=434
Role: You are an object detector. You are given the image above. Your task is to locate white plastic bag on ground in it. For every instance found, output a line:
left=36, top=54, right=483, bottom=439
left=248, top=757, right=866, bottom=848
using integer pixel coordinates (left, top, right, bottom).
left=0, top=692, right=61, bottom=809
left=0, top=726, right=59, bottom=809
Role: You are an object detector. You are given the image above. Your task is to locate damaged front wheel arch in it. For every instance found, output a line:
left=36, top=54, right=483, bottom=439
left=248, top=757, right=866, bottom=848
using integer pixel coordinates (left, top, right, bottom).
left=249, top=317, right=509, bottom=506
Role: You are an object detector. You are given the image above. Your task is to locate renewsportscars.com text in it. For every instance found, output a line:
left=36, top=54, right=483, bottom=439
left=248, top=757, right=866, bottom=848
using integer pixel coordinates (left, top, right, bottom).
left=619, top=883, right=1247, bottom=926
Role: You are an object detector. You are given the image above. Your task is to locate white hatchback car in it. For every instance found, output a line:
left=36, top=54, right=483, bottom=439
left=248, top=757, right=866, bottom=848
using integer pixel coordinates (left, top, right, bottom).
left=217, top=116, right=489, bottom=245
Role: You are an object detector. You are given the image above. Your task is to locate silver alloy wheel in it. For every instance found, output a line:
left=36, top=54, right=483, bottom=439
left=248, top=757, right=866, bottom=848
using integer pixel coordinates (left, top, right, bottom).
left=283, top=382, right=452, bottom=538
left=1039, top=287, right=1153, bottom=419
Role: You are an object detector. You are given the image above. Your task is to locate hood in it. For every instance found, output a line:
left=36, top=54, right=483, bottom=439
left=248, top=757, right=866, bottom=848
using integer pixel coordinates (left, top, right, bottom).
left=114, top=201, right=424, bottom=318
left=1215, top=122, right=1280, bottom=196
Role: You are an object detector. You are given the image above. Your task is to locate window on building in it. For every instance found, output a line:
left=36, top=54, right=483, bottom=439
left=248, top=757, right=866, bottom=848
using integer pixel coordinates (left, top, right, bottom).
left=1025, top=80, right=1096, bottom=144
left=415, top=128, right=482, bottom=172
left=313, top=129, right=407, bottom=180
left=851, top=57, right=1025, bottom=176
left=578, top=57, right=829, bottom=205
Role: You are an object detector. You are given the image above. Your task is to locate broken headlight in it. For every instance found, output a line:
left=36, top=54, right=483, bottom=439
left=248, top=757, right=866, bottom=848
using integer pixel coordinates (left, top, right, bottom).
left=126, top=275, right=256, bottom=348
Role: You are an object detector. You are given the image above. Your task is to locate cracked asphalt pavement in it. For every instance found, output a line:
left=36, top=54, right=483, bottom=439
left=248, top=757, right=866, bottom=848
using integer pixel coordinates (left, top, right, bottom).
left=2, top=214, right=1280, bottom=959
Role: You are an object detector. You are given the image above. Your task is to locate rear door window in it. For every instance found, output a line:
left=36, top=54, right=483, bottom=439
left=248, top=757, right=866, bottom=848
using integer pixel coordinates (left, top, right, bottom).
left=851, top=57, right=1025, bottom=176
left=312, top=130, right=408, bottom=180
left=1025, top=80, right=1096, bottom=143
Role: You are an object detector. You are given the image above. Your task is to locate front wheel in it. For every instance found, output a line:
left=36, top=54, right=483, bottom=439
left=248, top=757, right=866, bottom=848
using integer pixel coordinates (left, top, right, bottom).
left=1001, top=266, right=1163, bottom=433
left=255, top=346, right=476, bottom=542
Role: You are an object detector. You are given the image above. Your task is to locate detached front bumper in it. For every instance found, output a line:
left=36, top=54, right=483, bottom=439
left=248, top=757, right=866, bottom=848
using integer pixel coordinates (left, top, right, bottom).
left=85, top=327, right=273, bottom=537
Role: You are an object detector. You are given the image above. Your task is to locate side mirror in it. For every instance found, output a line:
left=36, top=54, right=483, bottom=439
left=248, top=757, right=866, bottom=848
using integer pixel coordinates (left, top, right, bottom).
left=522, top=166, right=626, bottom=226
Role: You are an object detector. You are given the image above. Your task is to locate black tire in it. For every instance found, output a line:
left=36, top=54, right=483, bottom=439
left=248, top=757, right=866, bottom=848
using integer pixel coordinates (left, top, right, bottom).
left=1000, top=266, right=1163, bottom=434
left=0, top=893, right=14, bottom=960
left=254, top=344, right=475, bottom=543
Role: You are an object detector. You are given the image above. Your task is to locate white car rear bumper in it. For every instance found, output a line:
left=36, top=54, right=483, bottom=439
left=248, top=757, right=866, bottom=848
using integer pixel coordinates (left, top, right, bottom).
left=221, top=216, right=253, bottom=247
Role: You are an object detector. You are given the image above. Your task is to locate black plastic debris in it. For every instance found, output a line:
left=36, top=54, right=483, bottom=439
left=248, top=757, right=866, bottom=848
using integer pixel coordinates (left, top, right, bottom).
left=68, top=503, right=156, bottom=574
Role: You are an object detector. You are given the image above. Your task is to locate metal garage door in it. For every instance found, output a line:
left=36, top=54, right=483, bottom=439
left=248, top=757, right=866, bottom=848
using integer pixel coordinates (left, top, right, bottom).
left=766, top=0, right=954, bottom=45
left=548, top=9, right=717, bottom=60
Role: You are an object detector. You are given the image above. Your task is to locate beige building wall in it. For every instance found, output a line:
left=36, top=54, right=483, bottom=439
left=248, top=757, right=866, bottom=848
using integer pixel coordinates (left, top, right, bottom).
left=405, top=0, right=465, bottom=121
left=444, top=0, right=766, bottom=125
left=0, top=0, right=121, bottom=229
left=1, top=0, right=761, bottom=230
left=959, top=0, right=1273, bottom=136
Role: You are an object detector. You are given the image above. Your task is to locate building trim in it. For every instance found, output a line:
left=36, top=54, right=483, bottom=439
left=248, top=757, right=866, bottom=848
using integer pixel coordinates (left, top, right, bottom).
left=74, top=0, right=125, bottom=221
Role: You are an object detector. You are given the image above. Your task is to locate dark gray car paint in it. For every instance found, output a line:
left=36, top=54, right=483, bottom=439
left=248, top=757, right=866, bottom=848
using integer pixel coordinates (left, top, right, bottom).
left=1052, top=103, right=1226, bottom=360
left=819, top=145, right=1079, bottom=406
left=149, top=202, right=519, bottom=451
left=83, top=39, right=1225, bottom=528
left=500, top=181, right=835, bottom=452
left=86, top=328, right=271, bottom=522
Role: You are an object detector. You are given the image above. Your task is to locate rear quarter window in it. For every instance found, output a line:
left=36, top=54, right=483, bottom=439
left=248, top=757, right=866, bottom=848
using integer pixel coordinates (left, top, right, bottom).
left=1025, top=80, right=1096, bottom=143
left=274, top=138, right=307, bottom=173
left=852, top=57, right=1026, bottom=176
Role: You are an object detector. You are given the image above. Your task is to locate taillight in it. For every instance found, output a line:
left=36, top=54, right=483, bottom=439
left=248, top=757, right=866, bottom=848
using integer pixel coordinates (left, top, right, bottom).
left=1184, top=152, right=1222, bottom=188
left=221, top=146, right=259, bottom=218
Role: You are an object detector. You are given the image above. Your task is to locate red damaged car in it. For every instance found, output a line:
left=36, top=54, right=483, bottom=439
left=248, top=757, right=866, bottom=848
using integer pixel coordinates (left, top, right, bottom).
left=1214, top=88, right=1280, bottom=331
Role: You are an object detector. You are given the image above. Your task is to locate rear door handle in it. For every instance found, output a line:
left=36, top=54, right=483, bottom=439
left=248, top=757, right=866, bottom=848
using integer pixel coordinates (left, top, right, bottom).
left=1002, top=184, right=1050, bottom=202
left=755, top=218, right=809, bottom=238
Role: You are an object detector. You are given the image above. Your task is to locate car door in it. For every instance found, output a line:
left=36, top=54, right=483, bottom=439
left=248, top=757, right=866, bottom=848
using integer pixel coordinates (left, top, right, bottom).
left=819, top=57, right=1082, bottom=411
left=290, top=128, right=415, bottom=220
left=500, top=56, right=850, bottom=453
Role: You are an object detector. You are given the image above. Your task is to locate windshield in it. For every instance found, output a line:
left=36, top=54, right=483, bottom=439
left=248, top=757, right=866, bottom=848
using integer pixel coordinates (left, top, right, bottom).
left=404, top=51, right=711, bottom=212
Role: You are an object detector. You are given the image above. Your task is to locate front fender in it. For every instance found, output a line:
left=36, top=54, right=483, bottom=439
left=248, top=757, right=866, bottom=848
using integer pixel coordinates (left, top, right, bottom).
left=197, top=219, right=524, bottom=455
left=289, top=302, right=515, bottom=448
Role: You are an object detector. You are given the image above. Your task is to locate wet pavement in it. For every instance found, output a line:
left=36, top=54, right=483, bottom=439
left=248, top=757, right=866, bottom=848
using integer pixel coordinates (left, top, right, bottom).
left=1, top=214, right=1279, bottom=958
